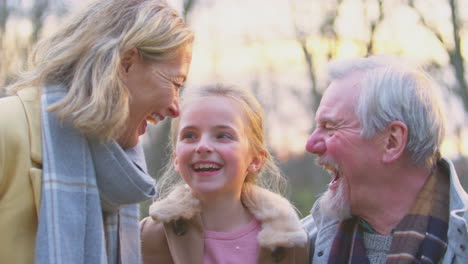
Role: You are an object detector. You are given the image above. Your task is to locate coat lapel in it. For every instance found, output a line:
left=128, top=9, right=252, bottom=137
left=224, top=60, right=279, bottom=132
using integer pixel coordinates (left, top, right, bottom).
left=18, top=87, right=42, bottom=217
left=164, top=214, right=204, bottom=264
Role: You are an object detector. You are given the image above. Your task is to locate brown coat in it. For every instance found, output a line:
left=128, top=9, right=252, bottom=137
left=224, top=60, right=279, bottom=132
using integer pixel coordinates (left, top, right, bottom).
left=141, top=185, right=309, bottom=264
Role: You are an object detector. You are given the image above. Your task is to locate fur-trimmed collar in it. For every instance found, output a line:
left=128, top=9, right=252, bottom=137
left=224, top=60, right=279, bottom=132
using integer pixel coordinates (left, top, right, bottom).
left=149, top=185, right=307, bottom=249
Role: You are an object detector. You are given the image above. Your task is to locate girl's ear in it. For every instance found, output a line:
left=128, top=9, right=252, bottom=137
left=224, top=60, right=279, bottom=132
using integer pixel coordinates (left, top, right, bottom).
left=173, top=152, right=180, bottom=173
left=248, top=151, right=266, bottom=173
left=382, top=120, right=408, bottom=163
left=119, top=48, right=139, bottom=80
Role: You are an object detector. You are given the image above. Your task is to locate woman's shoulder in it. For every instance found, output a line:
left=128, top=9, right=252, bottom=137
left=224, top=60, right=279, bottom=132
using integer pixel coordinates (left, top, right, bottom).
left=0, top=89, right=37, bottom=148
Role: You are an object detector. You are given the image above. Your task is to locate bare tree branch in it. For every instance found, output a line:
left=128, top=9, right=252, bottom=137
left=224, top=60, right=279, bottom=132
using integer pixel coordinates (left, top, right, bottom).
left=365, top=0, right=384, bottom=56
left=409, top=0, right=468, bottom=113
left=0, top=0, right=9, bottom=38
left=289, top=0, right=344, bottom=114
left=408, top=0, right=446, bottom=45
left=183, top=0, right=195, bottom=23
left=30, top=0, right=49, bottom=43
left=448, top=0, right=468, bottom=112
left=289, top=0, right=319, bottom=113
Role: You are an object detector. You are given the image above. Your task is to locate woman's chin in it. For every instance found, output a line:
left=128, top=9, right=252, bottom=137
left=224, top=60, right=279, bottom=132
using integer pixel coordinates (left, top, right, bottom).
left=138, top=120, right=148, bottom=136
left=116, top=131, right=141, bottom=149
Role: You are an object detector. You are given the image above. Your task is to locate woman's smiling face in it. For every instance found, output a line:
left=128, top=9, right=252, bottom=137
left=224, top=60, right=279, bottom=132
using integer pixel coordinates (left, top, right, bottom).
left=118, top=44, right=192, bottom=148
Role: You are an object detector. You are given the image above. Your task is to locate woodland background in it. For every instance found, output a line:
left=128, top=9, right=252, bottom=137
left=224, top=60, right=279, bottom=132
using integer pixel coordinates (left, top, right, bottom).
left=1, top=0, right=467, bottom=217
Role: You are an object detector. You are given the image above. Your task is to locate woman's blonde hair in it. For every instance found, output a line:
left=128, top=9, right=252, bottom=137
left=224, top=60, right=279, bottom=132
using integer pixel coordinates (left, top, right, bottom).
left=7, top=0, right=194, bottom=140
left=156, top=84, right=287, bottom=199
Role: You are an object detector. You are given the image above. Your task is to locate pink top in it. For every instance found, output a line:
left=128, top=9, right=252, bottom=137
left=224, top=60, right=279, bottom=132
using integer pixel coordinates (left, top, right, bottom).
left=203, top=218, right=261, bottom=264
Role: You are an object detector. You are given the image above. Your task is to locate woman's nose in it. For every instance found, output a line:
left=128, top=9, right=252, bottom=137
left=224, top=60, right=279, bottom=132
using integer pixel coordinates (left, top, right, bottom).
left=166, top=100, right=180, bottom=118
left=305, top=131, right=326, bottom=155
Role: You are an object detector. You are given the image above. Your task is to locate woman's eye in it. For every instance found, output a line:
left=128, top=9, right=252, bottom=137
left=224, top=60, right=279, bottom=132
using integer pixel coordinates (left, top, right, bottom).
left=173, top=82, right=184, bottom=92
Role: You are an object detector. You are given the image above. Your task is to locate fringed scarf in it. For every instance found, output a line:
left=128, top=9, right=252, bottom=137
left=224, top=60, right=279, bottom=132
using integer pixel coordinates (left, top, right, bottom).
left=328, top=166, right=449, bottom=264
left=35, top=86, right=156, bottom=264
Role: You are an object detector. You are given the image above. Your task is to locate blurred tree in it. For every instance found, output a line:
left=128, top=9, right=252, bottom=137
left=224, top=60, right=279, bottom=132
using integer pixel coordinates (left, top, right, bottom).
left=408, top=0, right=468, bottom=114
left=0, top=0, right=68, bottom=95
left=286, top=0, right=467, bottom=215
left=364, top=0, right=384, bottom=56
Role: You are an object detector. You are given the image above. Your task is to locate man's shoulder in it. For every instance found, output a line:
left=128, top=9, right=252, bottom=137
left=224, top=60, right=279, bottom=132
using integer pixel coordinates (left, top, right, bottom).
left=441, top=158, right=468, bottom=210
left=301, top=214, right=317, bottom=234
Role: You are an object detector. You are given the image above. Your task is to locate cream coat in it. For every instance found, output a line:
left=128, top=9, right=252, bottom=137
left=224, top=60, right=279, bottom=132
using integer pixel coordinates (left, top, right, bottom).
left=0, top=87, right=42, bottom=263
left=141, top=185, right=309, bottom=264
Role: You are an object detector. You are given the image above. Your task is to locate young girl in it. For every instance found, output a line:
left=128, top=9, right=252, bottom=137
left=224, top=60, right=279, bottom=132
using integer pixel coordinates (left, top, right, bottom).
left=140, top=85, right=309, bottom=264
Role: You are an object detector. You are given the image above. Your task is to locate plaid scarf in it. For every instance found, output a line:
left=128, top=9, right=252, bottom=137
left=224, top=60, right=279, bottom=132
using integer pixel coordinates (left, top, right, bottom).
left=328, top=165, right=449, bottom=264
left=35, top=86, right=156, bottom=264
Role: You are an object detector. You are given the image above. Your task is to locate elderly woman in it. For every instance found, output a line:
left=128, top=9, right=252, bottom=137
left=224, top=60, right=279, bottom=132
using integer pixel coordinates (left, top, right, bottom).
left=0, top=0, right=193, bottom=263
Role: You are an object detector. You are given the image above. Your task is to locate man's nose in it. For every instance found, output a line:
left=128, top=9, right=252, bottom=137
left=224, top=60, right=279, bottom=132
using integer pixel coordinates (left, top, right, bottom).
left=305, top=131, right=326, bottom=155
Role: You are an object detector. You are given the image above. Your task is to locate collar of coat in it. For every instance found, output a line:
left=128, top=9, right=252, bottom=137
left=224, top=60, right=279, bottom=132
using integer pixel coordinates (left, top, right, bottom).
left=149, top=184, right=308, bottom=250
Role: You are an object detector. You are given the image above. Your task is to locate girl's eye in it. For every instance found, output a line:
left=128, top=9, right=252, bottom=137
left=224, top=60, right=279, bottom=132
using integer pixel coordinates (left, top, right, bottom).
left=181, top=132, right=196, bottom=140
left=217, top=133, right=232, bottom=140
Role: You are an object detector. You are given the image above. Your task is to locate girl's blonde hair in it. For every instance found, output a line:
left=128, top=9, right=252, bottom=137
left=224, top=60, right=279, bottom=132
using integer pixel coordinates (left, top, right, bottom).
left=156, top=84, right=287, bottom=199
left=7, top=0, right=194, bottom=140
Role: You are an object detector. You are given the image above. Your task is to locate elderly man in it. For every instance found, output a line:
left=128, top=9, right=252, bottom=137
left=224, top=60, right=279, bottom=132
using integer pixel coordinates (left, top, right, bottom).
left=302, top=55, right=468, bottom=264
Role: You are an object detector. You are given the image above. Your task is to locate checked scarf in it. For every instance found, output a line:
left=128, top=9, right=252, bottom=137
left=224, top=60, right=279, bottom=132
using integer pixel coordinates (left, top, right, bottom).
left=328, top=165, right=450, bottom=264
left=35, top=85, right=156, bottom=264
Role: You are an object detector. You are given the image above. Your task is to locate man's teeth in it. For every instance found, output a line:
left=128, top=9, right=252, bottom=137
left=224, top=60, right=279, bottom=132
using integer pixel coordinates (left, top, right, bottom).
left=324, top=166, right=340, bottom=184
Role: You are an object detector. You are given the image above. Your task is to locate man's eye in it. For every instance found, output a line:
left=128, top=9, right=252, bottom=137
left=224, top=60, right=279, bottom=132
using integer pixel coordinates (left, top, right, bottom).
left=323, top=123, right=335, bottom=130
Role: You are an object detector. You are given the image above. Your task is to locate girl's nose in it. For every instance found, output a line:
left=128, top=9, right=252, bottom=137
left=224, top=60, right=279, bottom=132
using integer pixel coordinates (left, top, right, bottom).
left=195, top=137, right=213, bottom=154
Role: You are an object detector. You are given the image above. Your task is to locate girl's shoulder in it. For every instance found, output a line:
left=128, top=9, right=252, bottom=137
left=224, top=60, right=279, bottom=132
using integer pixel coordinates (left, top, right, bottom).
left=148, top=185, right=202, bottom=223
left=242, top=185, right=296, bottom=216
left=242, top=186, right=308, bottom=249
left=140, top=216, right=176, bottom=264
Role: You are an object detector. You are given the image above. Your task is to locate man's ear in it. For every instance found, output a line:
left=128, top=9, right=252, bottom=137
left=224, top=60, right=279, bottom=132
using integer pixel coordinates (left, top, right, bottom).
left=119, top=48, right=139, bottom=79
left=248, top=151, right=266, bottom=173
left=382, top=121, right=408, bottom=163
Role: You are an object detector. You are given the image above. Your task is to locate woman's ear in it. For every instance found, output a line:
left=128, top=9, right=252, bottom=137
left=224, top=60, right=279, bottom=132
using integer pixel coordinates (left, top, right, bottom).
left=248, top=151, right=266, bottom=173
left=119, top=48, right=139, bottom=79
left=382, top=121, right=408, bottom=163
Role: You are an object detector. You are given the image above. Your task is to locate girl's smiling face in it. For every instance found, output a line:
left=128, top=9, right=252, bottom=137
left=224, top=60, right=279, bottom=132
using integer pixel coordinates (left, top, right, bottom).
left=174, top=96, right=260, bottom=199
